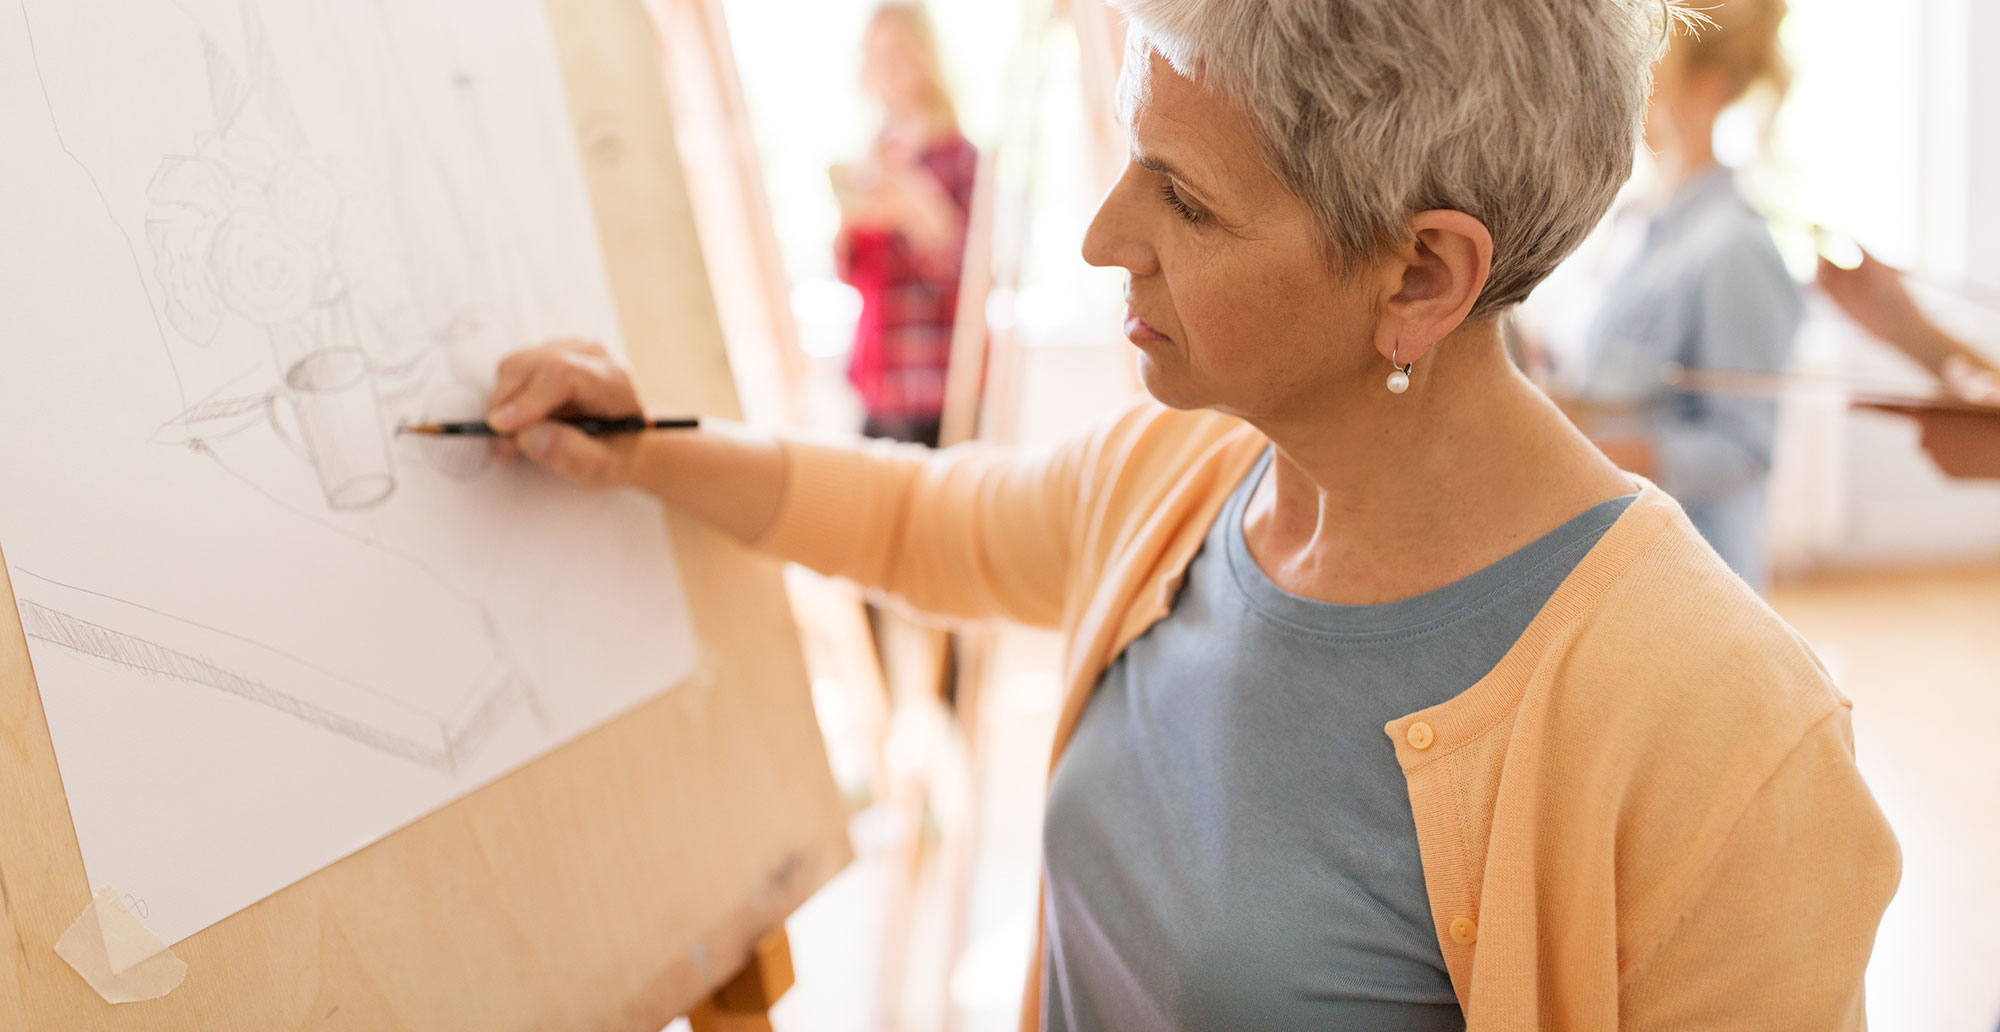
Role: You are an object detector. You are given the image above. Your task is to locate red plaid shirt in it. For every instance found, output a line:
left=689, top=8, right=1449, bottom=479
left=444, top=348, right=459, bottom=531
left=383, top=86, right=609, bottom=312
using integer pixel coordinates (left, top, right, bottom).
left=836, top=133, right=978, bottom=421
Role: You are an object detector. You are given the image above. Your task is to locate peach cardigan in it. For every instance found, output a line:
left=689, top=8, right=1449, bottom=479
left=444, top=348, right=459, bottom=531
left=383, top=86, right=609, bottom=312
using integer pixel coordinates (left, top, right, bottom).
left=757, top=400, right=1900, bottom=1030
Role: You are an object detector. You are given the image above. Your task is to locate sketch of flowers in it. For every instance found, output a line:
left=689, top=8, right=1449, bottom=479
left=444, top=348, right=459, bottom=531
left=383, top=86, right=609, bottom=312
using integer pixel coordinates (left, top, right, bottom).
left=136, top=4, right=405, bottom=513
left=138, top=0, right=516, bottom=510
left=144, top=148, right=341, bottom=338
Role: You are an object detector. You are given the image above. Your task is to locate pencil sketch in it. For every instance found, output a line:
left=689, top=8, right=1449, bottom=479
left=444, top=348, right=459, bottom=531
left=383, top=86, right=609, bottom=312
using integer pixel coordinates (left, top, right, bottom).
left=2, top=0, right=700, bottom=946
left=14, top=569, right=537, bottom=773
left=132, top=0, right=524, bottom=513
left=9, top=0, right=563, bottom=773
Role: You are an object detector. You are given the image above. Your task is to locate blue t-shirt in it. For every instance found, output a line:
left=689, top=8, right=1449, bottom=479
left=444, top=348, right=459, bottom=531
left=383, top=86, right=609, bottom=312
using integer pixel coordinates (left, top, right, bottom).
left=1042, top=449, right=1637, bottom=1031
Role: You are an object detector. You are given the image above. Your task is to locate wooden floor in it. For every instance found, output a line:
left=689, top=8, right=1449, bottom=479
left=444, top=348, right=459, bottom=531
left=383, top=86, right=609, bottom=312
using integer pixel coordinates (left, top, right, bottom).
left=1771, top=563, right=2000, bottom=1032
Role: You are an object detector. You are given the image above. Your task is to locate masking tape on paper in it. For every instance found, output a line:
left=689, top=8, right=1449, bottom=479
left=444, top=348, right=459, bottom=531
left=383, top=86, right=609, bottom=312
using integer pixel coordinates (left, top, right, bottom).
left=54, top=887, right=187, bottom=1003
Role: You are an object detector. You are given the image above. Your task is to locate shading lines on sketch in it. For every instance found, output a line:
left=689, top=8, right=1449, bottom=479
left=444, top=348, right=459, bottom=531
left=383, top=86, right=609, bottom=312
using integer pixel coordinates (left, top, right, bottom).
left=13, top=569, right=533, bottom=774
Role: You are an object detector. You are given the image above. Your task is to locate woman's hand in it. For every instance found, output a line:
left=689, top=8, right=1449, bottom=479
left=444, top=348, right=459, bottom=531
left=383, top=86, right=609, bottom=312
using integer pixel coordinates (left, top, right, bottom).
left=1942, top=354, right=2000, bottom=405
left=832, top=162, right=886, bottom=229
left=486, top=341, right=791, bottom=542
left=876, top=161, right=960, bottom=253
left=486, top=339, right=645, bottom=488
left=1909, top=409, right=2000, bottom=480
left=1859, top=400, right=2000, bottom=481
left=1815, top=251, right=2000, bottom=388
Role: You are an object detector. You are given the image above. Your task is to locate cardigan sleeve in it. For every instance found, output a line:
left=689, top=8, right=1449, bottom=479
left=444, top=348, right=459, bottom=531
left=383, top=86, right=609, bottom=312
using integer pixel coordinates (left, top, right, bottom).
left=751, top=425, right=1095, bottom=629
left=1615, top=707, right=1901, bottom=1029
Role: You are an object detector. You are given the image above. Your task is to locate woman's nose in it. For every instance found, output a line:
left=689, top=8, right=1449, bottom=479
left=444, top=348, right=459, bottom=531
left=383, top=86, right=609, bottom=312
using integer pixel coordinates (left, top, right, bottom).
left=1081, top=166, right=1158, bottom=276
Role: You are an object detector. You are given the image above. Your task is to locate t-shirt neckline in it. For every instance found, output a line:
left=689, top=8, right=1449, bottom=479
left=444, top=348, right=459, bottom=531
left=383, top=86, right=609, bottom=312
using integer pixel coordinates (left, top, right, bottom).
left=1222, top=447, right=1640, bottom=642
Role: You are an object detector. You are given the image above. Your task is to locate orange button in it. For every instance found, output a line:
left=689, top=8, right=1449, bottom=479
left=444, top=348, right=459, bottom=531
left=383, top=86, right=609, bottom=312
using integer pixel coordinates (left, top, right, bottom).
left=1449, top=917, right=1478, bottom=945
left=1406, top=722, right=1435, bottom=750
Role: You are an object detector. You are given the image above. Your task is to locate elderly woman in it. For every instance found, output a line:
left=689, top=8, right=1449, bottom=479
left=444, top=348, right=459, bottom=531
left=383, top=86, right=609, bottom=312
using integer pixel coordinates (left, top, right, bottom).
left=488, top=0, right=1898, bottom=1028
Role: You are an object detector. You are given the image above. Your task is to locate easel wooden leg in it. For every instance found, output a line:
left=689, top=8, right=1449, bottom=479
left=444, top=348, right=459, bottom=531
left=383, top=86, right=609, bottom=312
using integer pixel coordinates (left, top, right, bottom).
left=687, top=929, right=795, bottom=1032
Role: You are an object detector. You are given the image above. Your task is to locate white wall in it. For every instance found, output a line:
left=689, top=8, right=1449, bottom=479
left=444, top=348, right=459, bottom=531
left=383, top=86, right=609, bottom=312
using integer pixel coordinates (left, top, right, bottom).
left=1768, top=0, right=2000, bottom=573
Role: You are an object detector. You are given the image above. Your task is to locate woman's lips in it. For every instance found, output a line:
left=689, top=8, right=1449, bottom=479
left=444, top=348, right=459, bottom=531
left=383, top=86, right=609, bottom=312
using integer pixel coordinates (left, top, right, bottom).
left=1124, top=310, right=1167, bottom=346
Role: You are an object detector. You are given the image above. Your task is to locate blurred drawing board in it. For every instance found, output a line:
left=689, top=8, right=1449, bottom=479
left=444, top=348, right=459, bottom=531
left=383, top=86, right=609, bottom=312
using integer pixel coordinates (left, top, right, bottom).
left=1660, top=366, right=2000, bottom=417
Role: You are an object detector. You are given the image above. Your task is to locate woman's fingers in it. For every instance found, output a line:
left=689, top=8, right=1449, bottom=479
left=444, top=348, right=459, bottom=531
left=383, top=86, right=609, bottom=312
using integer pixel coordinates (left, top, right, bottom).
left=488, top=342, right=638, bottom=428
left=515, top=421, right=624, bottom=486
left=487, top=340, right=640, bottom=466
left=490, top=361, right=586, bottom=433
left=1942, top=355, right=2000, bottom=404
left=1916, top=410, right=2000, bottom=480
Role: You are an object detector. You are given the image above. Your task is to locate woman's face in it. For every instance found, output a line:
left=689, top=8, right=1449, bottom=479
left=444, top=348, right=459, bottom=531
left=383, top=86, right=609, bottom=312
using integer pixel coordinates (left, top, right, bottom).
left=860, top=20, right=928, bottom=118
left=1641, top=54, right=1687, bottom=154
left=1083, top=50, right=1385, bottom=422
left=1643, top=52, right=1731, bottom=157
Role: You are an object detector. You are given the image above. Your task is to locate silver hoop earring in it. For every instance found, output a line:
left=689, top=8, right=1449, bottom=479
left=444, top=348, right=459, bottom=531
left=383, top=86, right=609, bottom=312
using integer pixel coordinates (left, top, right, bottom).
left=1386, top=344, right=1413, bottom=394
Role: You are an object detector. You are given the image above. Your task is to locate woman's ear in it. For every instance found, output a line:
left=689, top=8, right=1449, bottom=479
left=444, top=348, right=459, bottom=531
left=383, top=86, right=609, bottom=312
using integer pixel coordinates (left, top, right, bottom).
left=1374, top=209, right=1494, bottom=364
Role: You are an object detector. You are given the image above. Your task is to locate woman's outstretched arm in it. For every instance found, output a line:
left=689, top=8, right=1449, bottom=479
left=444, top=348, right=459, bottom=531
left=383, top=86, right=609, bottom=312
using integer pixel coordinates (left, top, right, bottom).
left=485, top=339, right=1089, bottom=626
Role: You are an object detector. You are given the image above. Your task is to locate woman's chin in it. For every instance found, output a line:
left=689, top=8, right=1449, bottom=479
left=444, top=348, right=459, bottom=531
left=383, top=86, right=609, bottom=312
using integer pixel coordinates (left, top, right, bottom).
left=1134, top=355, right=1205, bottom=411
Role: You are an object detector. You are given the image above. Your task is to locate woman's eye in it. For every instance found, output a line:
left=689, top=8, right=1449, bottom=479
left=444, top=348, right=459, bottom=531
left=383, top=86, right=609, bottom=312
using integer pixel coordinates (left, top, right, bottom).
left=1159, top=180, right=1204, bottom=224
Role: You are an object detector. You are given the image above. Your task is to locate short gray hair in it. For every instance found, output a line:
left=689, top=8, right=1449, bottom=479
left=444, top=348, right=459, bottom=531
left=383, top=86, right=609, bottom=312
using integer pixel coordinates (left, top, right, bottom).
left=1115, top=0, right=1682, bottom=316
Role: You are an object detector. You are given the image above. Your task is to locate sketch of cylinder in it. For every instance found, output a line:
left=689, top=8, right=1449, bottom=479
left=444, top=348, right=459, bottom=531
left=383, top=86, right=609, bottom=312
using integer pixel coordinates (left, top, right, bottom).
left=277, top=346, right=395, bottom=510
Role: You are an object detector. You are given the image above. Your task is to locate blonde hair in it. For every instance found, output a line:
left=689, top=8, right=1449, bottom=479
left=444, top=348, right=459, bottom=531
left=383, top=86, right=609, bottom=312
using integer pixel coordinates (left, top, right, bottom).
left=1668, top=0, right=1791, bottom=103
left=1114, top=0, right=1693, bottom=316
left=868, top=2, right=960, bottom=133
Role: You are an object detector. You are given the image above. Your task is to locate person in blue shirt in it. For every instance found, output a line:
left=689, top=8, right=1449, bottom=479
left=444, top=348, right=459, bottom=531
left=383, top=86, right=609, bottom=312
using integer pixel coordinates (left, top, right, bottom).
left=1575, top=0, right=1799, bottom=590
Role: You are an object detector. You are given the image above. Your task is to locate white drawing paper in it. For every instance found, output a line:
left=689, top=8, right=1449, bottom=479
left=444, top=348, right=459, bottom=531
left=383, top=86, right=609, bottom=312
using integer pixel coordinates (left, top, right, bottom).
left=0, top=0, right=700, bottom=946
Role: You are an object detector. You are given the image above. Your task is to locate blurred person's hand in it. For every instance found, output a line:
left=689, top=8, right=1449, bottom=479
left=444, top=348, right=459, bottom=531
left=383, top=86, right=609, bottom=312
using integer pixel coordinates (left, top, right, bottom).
left=1941, top=354, right=2000, bottom=405
left=875, top=160, right=959, bottom=252
left=1815, top=249, right=2000, bottom=391
left=1858, top=402, right=2000, bottom=481
left=1815, top=250, right=1944, bottom=359
left=1817, top=249, right=2000, bottom=479
left=831, top=162, right=898, bottom=231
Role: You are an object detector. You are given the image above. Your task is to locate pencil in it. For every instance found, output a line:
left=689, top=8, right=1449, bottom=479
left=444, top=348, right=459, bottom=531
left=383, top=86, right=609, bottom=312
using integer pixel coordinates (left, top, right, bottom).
left=396, top=416, right=701, bottom=437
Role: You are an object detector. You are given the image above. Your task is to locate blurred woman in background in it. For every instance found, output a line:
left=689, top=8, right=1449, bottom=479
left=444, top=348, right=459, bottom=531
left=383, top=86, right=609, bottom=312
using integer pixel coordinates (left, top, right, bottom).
left=1575, top=0, right=1799, bottom=590
left=831, top=1, right=977, bottom=447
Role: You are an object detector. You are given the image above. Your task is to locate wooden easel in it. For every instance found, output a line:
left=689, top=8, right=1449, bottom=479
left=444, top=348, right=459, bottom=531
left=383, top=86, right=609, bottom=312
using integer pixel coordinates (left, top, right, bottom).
left=0, top=0, right=851, bottom=1028
left=686, top=929, right=795, bottom=1032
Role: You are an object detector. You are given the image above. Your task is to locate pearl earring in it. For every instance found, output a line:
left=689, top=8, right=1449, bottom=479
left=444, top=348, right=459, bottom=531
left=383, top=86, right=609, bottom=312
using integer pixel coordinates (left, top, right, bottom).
left=1386, top=344, right=1413, bottom=394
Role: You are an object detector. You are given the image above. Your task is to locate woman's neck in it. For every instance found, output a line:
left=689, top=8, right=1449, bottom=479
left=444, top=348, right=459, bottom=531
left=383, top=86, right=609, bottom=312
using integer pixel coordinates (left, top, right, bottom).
left=1241, top=322, right=1635, bottom=605
left=1655, top=116, right=1722, bottom=197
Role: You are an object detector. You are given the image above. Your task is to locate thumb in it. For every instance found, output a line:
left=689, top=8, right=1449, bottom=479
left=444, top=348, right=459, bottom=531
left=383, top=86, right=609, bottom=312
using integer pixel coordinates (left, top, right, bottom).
left=516, top=422, right=620, bottom=487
